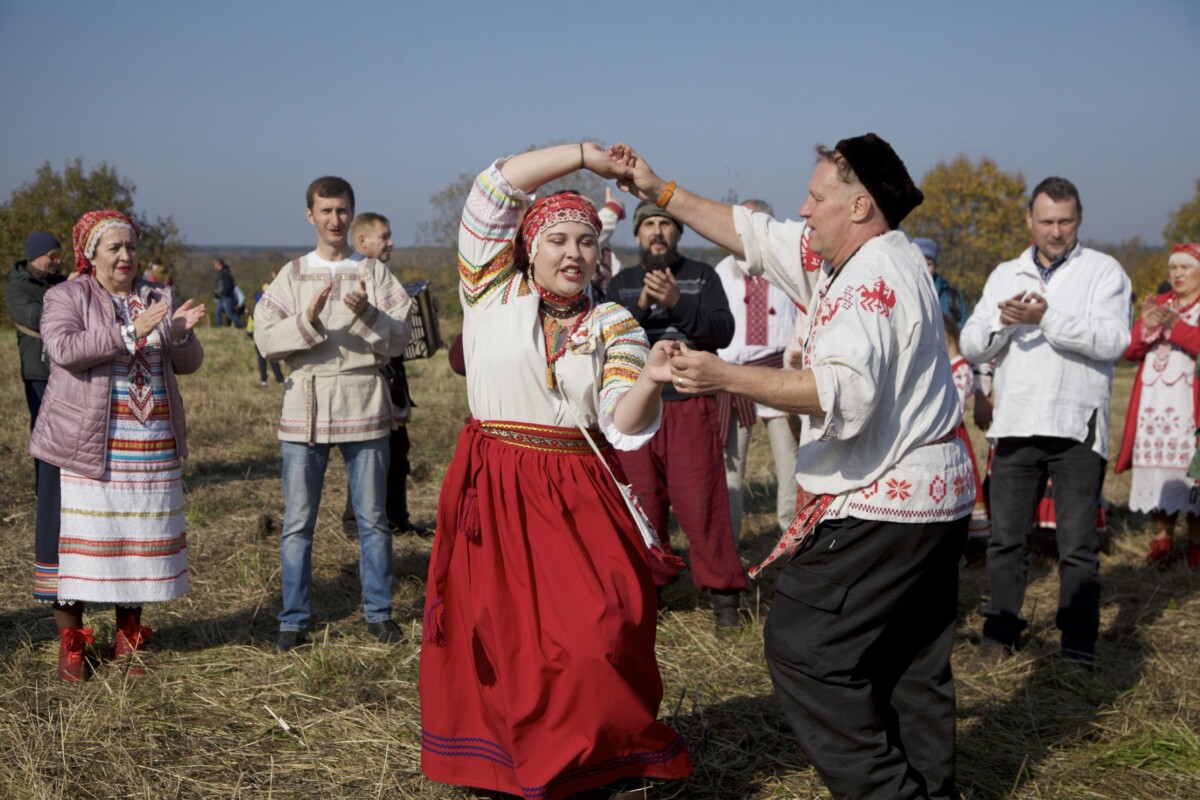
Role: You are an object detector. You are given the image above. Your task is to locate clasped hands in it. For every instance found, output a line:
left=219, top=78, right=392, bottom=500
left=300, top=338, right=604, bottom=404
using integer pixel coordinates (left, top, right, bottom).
left=998, top=291, right=1048, bottom=326
left=641, top=340, right=729, bottom=394
left=307, top=280, right=370, bottom=325
left=580, top=142, right=669, bottom=205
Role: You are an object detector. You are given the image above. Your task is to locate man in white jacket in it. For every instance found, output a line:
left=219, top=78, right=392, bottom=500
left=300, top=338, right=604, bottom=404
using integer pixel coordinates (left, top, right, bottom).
left=960, top=177, right=1130, bottom=665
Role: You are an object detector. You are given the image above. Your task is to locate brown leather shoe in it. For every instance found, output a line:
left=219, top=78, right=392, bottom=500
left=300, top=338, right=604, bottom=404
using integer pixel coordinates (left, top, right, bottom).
left=57, top=627, right=95, bottom=683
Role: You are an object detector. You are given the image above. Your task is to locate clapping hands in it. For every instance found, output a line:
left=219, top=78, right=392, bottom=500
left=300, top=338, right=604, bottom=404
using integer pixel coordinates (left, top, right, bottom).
left=1141, top=294, right=1178, bottom=332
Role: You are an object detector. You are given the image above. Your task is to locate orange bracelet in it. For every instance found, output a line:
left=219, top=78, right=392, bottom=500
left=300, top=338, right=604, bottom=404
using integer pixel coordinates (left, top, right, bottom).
left=655, top=180, right=677, bottom=208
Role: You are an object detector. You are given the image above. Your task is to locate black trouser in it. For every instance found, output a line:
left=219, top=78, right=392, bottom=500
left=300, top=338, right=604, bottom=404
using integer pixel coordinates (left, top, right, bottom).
left=983, top=426, right=1104, bottom=655
left=34, top=460, right=61, bottom=591
left=343, top=426, right=411, bottom=532
left=764, top=515, right=968, bottom=800
left=256, top=350, right=284, bottom=384
left=24, top=380, right=47, bottom=490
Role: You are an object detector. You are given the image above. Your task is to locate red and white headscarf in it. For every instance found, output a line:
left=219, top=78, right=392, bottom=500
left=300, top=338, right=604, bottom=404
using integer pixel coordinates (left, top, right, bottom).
left=1170, top=242, right=1200, bottom=269
left=71, top=209, right=141, bottom=275
left=513, top=191, right=601, bottom=274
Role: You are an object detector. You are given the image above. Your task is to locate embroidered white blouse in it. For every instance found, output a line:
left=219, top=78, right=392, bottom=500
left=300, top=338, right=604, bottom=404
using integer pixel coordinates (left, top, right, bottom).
left=731, top=207, right=975, bottom=523
left=457, top=160, right=659, bottom=450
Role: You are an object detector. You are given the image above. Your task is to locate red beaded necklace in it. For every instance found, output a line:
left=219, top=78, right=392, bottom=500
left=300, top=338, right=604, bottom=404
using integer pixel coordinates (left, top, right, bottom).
left=532, top=281, right=591, bottom=390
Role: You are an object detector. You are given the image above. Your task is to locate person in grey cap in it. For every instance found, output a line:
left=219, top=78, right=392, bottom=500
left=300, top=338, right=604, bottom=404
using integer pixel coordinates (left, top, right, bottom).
left=6, top=231, right=69, bottom=486
left=604, top=196, right=747, bottom=629
left=608, top=134, right=973, bottom=800
left=913, top=237, right=968, bottom=328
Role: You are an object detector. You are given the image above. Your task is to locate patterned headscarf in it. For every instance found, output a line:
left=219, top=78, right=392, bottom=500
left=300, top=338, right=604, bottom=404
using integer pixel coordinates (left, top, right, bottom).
left=71, top=209, right=141, bottom=274
left=513, top=191, right=601, bottom=274
left=1170, top=243, right=1200, bottom=268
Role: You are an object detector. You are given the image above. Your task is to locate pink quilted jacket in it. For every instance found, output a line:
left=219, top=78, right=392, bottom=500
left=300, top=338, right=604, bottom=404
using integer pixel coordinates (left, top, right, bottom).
left=28, top=276, right=204, bottom=478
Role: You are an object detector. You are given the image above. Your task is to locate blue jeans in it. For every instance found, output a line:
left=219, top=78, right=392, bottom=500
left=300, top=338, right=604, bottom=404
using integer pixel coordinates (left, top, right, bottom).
left=214, top=296, right=244, bottom=328
left=278, top=438, right=393, bottom=632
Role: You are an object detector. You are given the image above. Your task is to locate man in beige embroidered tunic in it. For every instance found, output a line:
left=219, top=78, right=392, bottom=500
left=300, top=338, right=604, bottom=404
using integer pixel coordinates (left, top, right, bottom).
left=254, top=176, right=413, bottom=652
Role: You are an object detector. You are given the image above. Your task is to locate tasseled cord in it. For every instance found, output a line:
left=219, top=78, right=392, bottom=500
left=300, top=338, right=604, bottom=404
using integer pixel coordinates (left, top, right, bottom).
left=424, top=597, right=446, bottom=647
left=650, top=547, right=686, bottom=571
left=460, top=487, right=480, bottom=542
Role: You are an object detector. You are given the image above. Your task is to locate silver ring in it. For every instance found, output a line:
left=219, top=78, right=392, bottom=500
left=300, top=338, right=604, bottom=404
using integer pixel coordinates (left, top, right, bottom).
left=675, top=377, right=684, bottom=387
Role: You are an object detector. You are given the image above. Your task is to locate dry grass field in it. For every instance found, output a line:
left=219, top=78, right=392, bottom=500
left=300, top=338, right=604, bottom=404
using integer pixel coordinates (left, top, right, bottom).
left=1, top=323, right=1199, bottom=799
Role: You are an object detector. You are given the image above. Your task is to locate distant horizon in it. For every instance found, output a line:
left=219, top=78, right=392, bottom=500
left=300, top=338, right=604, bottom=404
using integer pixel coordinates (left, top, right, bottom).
left=2, top=1, right=1196, bottom=248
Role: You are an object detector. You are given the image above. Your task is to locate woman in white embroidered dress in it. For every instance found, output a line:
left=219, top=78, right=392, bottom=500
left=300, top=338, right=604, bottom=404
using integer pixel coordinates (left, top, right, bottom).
left=1117, top=243, right=1200, bottom=567
left=419, top=144, right=692, bottom=800
left=29, top=209, right=205, bottom=681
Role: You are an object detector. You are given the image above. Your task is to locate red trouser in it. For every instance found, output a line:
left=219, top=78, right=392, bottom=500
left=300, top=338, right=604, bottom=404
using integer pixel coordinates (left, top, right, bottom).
left=616, top=396, right=748, bottom=591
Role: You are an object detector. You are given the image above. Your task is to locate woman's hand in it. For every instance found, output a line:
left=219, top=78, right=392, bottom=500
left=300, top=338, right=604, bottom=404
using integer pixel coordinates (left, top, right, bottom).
left=581, top=142, right=623, bottom=180
left=132, top=300, right=170, bottom=338
left=607, top=143, right=666, bottom=204
left=1158, top=302, right=1180, bottom=330
left=641, top=339, right=681, bottom=384
left=171, top=299, right=206, bottom=339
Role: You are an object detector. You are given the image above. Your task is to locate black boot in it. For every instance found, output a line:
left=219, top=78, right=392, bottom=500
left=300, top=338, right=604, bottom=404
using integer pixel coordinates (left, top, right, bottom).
left=711, top=590, right=742, bottom=628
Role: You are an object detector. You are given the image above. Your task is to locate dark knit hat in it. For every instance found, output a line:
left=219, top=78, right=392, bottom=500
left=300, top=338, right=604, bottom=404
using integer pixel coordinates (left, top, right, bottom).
left=25, top=231, right=61, bottom=261
left=633, top=200, right=685, bottom=235
left=834, top=133, right=923, bottom=229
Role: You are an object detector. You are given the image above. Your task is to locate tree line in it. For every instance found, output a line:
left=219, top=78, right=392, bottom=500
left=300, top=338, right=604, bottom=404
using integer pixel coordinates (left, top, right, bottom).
left=3, top=155, right=1199, bottom=327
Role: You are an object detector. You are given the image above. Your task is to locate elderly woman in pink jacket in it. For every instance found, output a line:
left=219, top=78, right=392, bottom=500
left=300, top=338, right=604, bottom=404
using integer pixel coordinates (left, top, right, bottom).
left=29, top=210, right=205, bottom=681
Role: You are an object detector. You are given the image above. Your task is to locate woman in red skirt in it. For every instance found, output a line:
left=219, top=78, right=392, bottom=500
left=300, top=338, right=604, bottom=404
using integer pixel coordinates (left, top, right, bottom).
left=420, top=144, right=693, bottom=799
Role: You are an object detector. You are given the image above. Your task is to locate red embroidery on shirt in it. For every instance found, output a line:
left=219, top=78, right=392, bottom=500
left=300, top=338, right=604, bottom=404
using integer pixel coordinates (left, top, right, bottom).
left=817, top=286, right=856, bottom=327
left=861, top=481, right=879, bottom=499
left=928, top=475, right=946, bottom=504
left=858, top=278, right=896, bottom=316
left=885, top=478, right=911, bottom=501
left=801, top=232, right=822, bottom=272
left=952, top=475, right=968, bottom=497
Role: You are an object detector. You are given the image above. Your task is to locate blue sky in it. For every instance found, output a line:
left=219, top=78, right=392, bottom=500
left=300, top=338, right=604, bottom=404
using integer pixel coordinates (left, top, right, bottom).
left=1, top=0, right=1197, bottom=249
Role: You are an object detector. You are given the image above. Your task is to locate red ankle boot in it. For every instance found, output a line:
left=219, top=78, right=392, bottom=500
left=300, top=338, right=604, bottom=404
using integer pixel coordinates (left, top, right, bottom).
left=113, top=608, right=152, bottom=676
left=1147, top=535, right=1173, bottom=563
left=57, top=627, right=95, bottom=682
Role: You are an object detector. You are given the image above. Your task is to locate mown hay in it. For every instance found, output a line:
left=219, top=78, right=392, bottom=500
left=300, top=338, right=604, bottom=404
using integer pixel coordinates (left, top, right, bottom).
left=1, top=326, right=1198, bottom=799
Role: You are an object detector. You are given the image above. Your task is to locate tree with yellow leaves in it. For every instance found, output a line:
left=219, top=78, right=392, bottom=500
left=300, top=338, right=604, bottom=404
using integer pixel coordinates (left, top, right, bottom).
left=903, top=155, right=1029, bottom=305
left=1164, top=179, right=1200, bottom=245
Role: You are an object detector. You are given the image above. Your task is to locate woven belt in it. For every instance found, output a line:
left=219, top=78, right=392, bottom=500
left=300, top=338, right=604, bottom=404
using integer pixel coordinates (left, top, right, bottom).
left=478, top=420, right=605, bottom=454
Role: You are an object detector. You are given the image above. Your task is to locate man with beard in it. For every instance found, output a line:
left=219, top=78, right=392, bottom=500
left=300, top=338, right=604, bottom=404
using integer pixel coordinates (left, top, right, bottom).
left=606, top=202, right=747, bottom=628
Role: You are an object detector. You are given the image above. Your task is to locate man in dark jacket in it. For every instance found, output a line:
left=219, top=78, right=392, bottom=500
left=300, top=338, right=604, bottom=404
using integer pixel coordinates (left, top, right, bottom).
left=606, top=201, right=747, bottom=628
left=212, top=258, right=245, bottom=328
left=6, top=231, right=68, bottom=485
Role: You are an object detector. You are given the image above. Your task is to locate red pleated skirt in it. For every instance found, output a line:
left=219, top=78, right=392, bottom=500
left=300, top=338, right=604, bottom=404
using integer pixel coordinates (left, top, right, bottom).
left=420, top=420, right=692, bottom=800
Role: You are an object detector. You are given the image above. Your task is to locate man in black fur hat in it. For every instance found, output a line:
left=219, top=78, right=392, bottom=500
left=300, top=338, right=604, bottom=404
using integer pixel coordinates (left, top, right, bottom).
left=609, top=135, right=972, bottom=800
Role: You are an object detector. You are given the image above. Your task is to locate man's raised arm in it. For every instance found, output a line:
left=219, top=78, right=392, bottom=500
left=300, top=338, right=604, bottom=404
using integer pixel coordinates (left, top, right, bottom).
left=609, top=143, right=743, bottom=257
